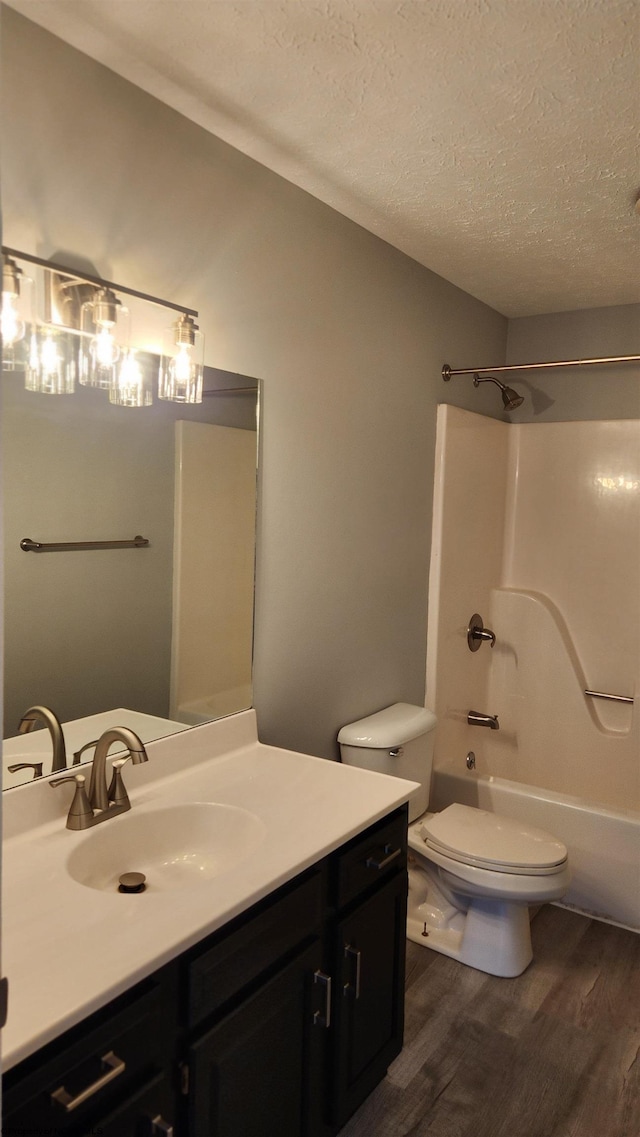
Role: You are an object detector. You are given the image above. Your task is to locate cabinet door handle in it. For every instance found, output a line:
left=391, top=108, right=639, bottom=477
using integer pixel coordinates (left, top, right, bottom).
left=366, top=843, right=402, bottom=871
left=312, top=969, right=332, bottom=1028
left=50, top=1050, right=126, bottom=1111
left=343, top=945, right=362, bottom=1000
left=149, top=1116, right=174, bottom=1136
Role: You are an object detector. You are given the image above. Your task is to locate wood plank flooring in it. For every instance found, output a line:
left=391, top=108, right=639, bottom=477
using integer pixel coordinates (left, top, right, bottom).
left=338, top=905, right=640, bottom=1137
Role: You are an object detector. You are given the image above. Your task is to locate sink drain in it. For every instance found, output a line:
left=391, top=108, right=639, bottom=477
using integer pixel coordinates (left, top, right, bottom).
left=118, top=872, right=146, bottom=894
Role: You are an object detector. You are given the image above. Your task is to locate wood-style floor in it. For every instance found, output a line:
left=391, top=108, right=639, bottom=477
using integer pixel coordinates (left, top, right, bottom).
left=338, top=905, right=640, bottom=1137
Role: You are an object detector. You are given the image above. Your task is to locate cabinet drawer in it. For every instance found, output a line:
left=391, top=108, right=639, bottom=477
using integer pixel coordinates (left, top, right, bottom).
left=89, top=1069, right=176, bottom=1137
left=3, top=973, right=176, bottom=1135
left=333, top=807, right=407, bottom=910
left=186, top=867, right=324, bottom=1028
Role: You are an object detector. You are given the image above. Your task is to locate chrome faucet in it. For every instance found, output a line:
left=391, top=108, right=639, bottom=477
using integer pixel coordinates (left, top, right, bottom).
left=51, top=727, right=148, bottom=830
left=17, top=705, right=67, bottom=772
left=467, top=711, right=500, bottom=730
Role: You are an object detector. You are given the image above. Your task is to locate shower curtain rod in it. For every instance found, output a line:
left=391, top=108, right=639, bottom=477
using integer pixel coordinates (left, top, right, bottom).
left=442, top=354, right=640, bottom=380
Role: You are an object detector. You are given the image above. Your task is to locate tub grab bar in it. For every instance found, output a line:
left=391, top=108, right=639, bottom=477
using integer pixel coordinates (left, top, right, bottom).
left=584, top=690, right=634, bottom=705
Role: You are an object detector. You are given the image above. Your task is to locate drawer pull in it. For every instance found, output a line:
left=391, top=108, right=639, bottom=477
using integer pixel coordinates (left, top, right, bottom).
left=312, top=969, right=332, bottom=1028
left=366, top=843, right=402, bottom=871
left=51, top=1050, right=126, bottom=1112
left=344, top=945, right=362, bottom=999
left=150, top=1116, right=174, bottom=1136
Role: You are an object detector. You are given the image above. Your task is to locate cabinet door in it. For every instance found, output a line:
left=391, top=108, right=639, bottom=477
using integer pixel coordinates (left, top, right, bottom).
left=331, top=870, right=407, bottom=1128
left=188, top=939, right=326, bottom=1137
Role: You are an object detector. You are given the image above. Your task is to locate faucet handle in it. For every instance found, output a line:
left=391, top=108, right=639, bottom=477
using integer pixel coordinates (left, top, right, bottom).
left=467, top=613, right=496, bottom=651
left=50, top=774, right=94, bottom=830
left=73, top=739, right=99, bottom=766
left=107, top=758, right=132, bottom=809
left=7, top=762, right=44, bottom=781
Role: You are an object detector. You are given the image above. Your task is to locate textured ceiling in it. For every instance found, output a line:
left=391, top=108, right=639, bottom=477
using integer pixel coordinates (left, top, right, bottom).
left=6, top=0, right=640, bottom=316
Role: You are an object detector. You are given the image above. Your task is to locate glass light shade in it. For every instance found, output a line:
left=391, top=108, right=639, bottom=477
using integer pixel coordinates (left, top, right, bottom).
left=158, top=314, right=204, bottom=403
left=25, top=326, right=76, bottom=394
left=80, top=289, right=130, bottom=389
left=109, top=350, right=153, bottom=407
left=2, top=257, right=34, bottom=371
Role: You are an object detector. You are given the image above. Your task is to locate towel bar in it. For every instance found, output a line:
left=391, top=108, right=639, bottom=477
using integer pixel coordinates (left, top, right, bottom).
left=20, top=536, right=149, bottom=553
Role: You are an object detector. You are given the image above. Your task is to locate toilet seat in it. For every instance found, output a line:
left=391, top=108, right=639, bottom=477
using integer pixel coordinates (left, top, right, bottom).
left=408, top=814, right=572, bottom=904
left=419, top=803, right=568, bottom=876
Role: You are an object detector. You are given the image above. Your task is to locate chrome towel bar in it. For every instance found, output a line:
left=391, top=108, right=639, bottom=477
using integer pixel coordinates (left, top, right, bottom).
left=584, top=690, right=634, bottom=705
left=20, top=535, right=149, bottom=553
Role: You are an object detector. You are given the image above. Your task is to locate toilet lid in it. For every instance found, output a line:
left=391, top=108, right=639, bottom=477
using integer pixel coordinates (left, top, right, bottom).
left=421, top=804, right=567, bottom=871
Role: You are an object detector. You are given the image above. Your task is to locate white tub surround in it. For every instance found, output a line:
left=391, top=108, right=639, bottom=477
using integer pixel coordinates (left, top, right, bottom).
left=2, top=710, right=418, bottom=1070
left=426, top=406, right=639, bottom=926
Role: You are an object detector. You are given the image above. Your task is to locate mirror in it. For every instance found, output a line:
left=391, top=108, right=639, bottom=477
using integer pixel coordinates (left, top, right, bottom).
left=2, top=261, right=259, bottom=789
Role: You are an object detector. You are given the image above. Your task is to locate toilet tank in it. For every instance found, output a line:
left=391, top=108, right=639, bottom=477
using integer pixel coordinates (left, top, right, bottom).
left=338, top=703, right=437, bottom=822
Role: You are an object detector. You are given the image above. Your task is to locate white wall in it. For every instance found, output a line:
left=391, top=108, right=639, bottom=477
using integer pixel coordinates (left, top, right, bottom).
left=1, top=8, right=507, bottom=760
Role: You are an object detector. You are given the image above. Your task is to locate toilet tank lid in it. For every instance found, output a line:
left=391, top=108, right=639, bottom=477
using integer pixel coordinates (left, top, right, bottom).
left=338, top=703, right=437, bottom=748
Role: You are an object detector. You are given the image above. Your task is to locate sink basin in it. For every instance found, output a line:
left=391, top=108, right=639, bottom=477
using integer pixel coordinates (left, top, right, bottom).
left=66, top=802, right=266, bottom=893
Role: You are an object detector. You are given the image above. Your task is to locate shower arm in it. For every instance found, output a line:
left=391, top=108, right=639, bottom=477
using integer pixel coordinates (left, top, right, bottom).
left=442, top=355, right=640, bottom=381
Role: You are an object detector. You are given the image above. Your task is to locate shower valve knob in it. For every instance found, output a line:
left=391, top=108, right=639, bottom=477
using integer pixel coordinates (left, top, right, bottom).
left=467, top=613, right=496, bottom=651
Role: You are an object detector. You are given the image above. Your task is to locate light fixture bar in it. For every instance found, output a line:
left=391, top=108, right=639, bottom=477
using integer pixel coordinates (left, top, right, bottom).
left=442, top=355, right=640, bottom=380
left=2, top=246, right=198, bottom=319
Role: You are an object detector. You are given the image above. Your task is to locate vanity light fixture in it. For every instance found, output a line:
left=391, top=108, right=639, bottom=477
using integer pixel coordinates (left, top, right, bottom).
left=81, top=287, right=130, bottom=389
left=25, top=325, right=76, bottom=395
left=1, top=246, right=203, bottom=406
left=1, top=253, right=33, bottom=370
left=158, top=313, right=204, bottom=403
left=109, top=348, right=153, bottom=407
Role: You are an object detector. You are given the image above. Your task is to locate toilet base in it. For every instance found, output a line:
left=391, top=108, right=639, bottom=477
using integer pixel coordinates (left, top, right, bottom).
left=407, top=861, right=534, bottom=977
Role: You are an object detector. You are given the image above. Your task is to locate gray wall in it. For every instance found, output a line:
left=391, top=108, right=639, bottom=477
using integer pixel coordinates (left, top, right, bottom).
left=2, top=8, right=510, bottom=760
left=506, top=305, right=640, bottom=421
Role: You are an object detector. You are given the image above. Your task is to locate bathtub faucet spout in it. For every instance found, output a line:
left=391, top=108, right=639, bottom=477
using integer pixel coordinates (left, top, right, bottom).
left=468, top=711, right=500, bottom=730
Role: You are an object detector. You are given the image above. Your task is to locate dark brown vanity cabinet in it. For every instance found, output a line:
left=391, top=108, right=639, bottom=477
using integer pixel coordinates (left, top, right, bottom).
left=328, top=811, right=408, bottom=1130
left=2, top=967, right=179, bottom=1137
left=182, top=865, right=328, bottom=1137
left=2, top=806, right=408, bottom=1137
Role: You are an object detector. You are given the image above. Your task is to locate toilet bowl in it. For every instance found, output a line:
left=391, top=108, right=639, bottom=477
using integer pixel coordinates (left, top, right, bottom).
left=338, top=703, right=571, bottom=978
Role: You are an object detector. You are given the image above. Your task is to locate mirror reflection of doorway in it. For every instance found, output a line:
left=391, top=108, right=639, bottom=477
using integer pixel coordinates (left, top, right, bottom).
left=170, top=420, right=257, bottom=724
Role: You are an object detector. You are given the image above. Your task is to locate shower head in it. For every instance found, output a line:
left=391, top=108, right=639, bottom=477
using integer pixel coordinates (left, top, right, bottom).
left=473, top=374, right=524, bottom=411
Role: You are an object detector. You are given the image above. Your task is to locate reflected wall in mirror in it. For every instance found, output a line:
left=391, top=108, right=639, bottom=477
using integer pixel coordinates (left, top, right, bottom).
left=2, top=261, right=259, bottom=788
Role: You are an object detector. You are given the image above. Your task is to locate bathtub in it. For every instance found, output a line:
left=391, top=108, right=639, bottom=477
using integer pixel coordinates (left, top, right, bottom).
left=431, top=763, right=640, bottom=931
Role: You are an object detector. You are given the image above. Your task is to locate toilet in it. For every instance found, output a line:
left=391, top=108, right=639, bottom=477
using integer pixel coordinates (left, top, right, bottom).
left=338, top=703, right=571, bottom=978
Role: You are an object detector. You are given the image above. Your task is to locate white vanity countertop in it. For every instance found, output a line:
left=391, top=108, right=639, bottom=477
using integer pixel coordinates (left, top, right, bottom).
left=2, top=711, right=417, bottom=1071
